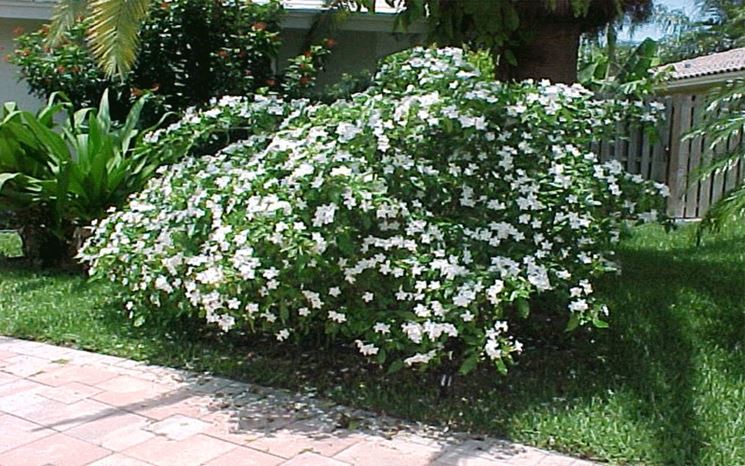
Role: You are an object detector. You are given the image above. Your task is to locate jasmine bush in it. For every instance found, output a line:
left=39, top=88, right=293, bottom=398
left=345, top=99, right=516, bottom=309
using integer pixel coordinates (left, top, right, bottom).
left=79, top=47, right=668, bottom=375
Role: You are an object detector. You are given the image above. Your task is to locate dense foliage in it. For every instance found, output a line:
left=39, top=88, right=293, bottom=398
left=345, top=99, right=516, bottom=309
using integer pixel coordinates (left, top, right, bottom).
left=578, top=37, right=671, bottom=110
left=80, top=47, right=668, bottom=375
left=0, top=92, right=162, bottom=264
left=10, top=0, right=332, bottom=122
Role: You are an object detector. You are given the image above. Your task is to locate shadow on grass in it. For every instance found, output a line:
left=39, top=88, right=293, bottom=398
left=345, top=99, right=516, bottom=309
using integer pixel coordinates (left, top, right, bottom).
left=2, top=227, right=744, bottom=465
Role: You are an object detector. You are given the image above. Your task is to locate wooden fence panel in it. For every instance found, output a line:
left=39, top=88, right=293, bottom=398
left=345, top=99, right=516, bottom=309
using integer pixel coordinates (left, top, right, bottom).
left=697, top=134, right=714, bottom=216
left=667, top=94, right=693, bottom=217
left=725, top=130, right=743, bottom=193
left=652, top=97, right=673, bottom=184
left=685, top=96, right=704, bottom=218
left=594, top=92, right=744, bottom=219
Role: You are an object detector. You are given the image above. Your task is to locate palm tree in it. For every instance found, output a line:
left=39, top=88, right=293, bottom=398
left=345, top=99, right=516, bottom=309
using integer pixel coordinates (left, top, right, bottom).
left=658, top=0, right=745, bottom=63
left=387, top=0, right=654, bottom=83
left=53, top=0, right=654, bottom=82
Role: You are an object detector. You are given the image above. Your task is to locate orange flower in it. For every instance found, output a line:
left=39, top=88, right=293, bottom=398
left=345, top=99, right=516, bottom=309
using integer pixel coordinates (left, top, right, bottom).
left=323, top=38, right=337, bottom=48
left=12, top=26, right=25, bottom=36
left=131, top=87, right=144, bottom=97
left=252, top=22, right=267, bottom=31
left=299, top=76, right=310, bottom=86
left=218, top=50, right=228, bottom=58
left=265, top=79, right=276, bottom=87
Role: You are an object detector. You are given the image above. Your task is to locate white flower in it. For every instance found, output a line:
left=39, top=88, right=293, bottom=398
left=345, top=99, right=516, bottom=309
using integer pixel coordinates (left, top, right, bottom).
left=569, top=299, right=589, bottom=312
left=329, top=287, right=341, bottom=297
left=401, top=322, right=423, bottom=343
left=404, top=350, right=436, bottom=366
left=217, top=314, right=235, bottom=332
left=336, top=122, right=362, bottom=142
left=330, top=166, right=353, bottom=177
left=355, top=340, right=379, bottom=356
left=486, top=280, right=504, bottom=304
left=263, top=267, right=279, bottom=279
left=195, top=267, right=224, bottom=285
left=154, top=276, right=173, bottom=293
left=261, top=311, right=277, bottom=323
left=460, top=310, right=474, bottom=322
left=328, top=311, right=347, bottom=323
left=227, top=298, right=241, bottom=310
left=311, top=232, right=328, bottom=254
left=373, top=322, right=391, bottom=334
left=362, top=292, right=374, bottom=302
left=312, top=203, right=337, bottom=227
left=276, top=329, right=290, bottom=341
left=485, top=339, right=502, bottom=360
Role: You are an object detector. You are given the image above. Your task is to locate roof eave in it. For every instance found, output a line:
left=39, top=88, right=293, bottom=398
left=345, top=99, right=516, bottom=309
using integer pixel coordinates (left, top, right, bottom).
left=0, top=1, right=53, bottom=20
left=657, top=70, right=745, bottom=94
left=281, top=9, right=425, bottom=34
left=0, top=1, right=426, bottom=34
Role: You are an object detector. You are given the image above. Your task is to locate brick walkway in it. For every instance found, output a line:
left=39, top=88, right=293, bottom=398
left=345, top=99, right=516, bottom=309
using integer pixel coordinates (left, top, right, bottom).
left=0, top=336, right=596, bottom=466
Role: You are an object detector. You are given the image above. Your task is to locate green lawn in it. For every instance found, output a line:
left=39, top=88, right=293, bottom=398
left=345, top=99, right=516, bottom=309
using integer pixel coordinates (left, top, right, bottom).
left=1, top=224, right=744, bottom=465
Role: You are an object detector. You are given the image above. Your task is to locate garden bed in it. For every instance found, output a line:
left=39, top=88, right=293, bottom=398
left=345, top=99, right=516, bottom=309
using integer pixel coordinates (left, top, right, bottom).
left=1, top=224, right=744, bottom=464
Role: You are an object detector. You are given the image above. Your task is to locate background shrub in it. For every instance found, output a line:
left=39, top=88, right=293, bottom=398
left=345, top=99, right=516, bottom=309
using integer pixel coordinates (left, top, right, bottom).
left=10, top=0, right=331, bottom=122
left=80, top=47, right=668, bottom=375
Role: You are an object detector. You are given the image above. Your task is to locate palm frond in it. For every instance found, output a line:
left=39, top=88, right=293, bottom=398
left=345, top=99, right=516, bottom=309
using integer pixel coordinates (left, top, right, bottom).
left=698, top=184, right=745, bottom=237
left=48, top=0, right=89, bottom=44
left=87, top=0, right=151, bottom=77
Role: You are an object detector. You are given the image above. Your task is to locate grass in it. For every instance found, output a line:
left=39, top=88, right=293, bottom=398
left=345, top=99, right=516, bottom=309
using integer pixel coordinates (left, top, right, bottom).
left=1, top=224, right=744, bottom=465
left=0, top=230, right=22, bottom=258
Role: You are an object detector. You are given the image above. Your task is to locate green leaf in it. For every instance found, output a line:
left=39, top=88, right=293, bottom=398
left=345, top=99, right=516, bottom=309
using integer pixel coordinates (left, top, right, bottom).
left=516, top=298, right=530, bottom=319
left=387, top=359, right=404, bottom=375
left=376, top=348, right=387, bottom=365
left=565, top=313, right=581, bottom=332
left=0, top=173, right=21, bottom=193
left=458, top=353, right=479, bottom=375
left=495, top=358, right=508, bottom=375
left=504, top=49, right=517, bottom=67
left=592, top=317, right=610, bottom=329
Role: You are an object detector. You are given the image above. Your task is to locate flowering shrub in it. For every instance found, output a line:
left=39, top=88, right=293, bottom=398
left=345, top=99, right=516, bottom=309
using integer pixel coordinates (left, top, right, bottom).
left=80, top=47, right=668, bottom=375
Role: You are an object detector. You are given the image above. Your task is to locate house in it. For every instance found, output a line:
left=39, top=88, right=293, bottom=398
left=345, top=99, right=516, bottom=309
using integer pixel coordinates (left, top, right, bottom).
left=0, top=0, right=423, bottom=109
left=660, top=46, right=745, bottom=94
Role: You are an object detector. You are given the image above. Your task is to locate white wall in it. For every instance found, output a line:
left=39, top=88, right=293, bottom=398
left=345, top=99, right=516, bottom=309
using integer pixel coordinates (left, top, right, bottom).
left=0, top=18, right=46, bottom=110
left=0, top=16, right=420, bottom=110
left=278, top=29, right=422, bottom=89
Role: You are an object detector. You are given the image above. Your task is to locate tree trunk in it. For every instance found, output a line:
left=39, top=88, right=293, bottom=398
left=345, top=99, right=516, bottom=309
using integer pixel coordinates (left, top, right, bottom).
left=497, top=18, right=582, bottom=84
